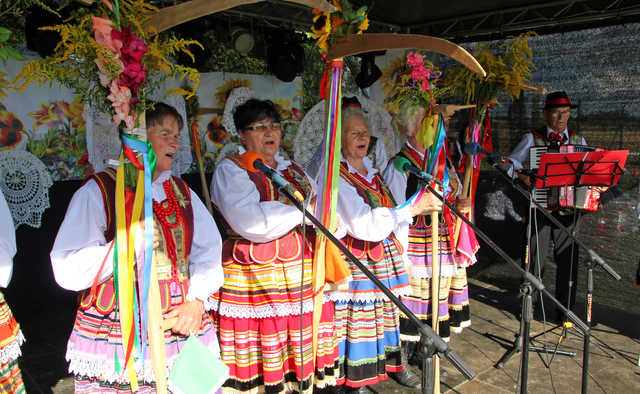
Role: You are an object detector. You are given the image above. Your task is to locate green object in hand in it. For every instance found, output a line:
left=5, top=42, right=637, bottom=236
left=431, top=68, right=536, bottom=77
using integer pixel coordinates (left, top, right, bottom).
left=168, top=335, right=229, bottom=394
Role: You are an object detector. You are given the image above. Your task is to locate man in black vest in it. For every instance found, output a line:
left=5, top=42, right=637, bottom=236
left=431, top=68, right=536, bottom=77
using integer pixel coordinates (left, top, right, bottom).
left=507, top=91, right=585, bottom=322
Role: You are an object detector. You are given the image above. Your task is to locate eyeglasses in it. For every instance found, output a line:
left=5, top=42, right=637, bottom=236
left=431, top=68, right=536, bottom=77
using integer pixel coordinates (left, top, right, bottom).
left=245, top=122, right=281, bottom=133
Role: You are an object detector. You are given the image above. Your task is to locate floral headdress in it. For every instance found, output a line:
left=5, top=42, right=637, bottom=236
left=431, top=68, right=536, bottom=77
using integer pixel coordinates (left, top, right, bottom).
left=13, top=0, right=201, bottom=133
left=381, top=51, right=450, bottom=116
left=311, top=0, right=369, bottom=53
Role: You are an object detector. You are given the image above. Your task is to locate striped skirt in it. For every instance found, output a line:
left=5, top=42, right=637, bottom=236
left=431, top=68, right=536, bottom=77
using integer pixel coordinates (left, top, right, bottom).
left=331, top=236, right=411, bottom=388
left=400, top=267, right=471, bottom=342
left=0, top=292, right=24, bottom=394
left=67, top=282, right=220, bottom=391
left=211, top=233, right=340, bottom=393
left=400, top=214, right=472, bottom=342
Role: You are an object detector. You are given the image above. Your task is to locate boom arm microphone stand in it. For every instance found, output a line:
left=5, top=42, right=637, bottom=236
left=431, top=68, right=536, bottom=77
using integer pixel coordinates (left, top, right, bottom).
left=485, top=153, right=623, bottom=394
left=274, top=186, right=476, bottom=394
left=392, top=157, right=592, bottom=393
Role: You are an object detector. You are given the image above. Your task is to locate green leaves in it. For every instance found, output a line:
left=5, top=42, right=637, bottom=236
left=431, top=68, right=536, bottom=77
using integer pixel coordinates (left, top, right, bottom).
left=0, top=27, right=25, bottom=60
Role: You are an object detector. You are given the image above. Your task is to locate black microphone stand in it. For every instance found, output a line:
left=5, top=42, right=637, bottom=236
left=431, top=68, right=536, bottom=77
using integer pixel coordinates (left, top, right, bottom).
left=485, top=156, right=621, bottom=394
left=401, top=162, right=593, bottom=394
left=274, top=186, right=476, bottom=394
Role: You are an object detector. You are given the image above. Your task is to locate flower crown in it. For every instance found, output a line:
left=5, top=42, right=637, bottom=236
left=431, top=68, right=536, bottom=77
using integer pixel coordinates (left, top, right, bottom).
left=381, top=52, right=449, bottom=116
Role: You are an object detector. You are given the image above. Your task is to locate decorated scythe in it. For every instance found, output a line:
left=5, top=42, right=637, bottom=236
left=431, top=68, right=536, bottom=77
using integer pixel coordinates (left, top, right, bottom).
left=319, top=33, right=485, bottom=393
left=144, top=0, right=335, bottom=32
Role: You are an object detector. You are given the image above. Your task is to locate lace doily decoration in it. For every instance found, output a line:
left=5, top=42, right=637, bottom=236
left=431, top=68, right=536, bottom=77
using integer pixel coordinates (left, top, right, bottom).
left=294, top=96, right=404, bottom=179
left=85, top=94, right=192, bottom=175
left=0, top=149, right=53, bottom=228
left=222, top=87, right=253, bottom=137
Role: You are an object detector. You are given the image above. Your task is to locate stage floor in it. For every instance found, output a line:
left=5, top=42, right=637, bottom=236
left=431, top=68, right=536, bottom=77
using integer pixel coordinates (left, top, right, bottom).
left=24, top=278, right=640, bottom=393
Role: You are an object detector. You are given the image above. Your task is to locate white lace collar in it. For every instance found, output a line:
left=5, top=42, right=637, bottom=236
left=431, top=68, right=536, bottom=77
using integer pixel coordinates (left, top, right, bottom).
left=341, top=154, right=377, bottom=182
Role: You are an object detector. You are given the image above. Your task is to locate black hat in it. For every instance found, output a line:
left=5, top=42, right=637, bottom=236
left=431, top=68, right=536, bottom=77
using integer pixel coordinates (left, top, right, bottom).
left=544, top=91, right=578, bottom=109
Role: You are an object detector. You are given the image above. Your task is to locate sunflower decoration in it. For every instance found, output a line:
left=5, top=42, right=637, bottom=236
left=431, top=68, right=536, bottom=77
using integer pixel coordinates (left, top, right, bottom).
left=0, top=106, right=25, bottom=150
left=311, top=0, right=369, bottom=53
left=214, top=78, right=252, bottom=108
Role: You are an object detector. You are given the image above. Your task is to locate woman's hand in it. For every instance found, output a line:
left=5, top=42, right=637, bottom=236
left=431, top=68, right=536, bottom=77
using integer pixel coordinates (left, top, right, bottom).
left=410, top=190, right=443, bottom=217
left=165, top=299, right=204, bottom=336
left=456, top=196, right=472, bottom=215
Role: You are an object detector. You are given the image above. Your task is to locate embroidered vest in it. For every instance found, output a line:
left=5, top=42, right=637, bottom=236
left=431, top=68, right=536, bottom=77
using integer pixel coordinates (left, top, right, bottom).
left=339, top=161, right=404, bottom=261
left=219, top=155, right=314, bottom=265
left=78, top=170, right=194, bottom=315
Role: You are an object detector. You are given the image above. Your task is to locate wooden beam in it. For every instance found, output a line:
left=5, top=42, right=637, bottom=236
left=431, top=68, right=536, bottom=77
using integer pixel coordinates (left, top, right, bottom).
left=328, top=33, right=486, bottom=77
left=145, top=0, right=335, bottom=33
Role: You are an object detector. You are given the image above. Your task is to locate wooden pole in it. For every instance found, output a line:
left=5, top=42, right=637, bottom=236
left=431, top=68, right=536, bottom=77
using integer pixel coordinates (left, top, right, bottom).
left=148, top=247, right=168, bottom=393
left=430, top=208, right=441, bottom=394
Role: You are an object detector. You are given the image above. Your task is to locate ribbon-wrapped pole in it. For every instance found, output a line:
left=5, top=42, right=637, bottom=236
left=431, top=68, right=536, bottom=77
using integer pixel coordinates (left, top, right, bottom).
left=312, top=59, right=350, bottom=366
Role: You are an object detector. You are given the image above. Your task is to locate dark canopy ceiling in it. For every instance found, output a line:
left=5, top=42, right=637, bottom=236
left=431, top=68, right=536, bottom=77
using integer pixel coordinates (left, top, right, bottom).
left=161, top=0, right=640, bottom=42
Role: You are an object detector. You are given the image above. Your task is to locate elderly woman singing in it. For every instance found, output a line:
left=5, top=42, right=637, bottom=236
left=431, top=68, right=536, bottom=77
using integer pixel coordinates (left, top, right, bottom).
left=328, top=97, right=441, bottom=393
left=210, top=99, right=340, bottom=393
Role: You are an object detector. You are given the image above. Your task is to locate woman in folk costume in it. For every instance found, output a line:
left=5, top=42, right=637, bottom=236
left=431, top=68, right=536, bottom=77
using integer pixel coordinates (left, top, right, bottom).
left=209, top=98, right=340, bottom=393
left=0, top=189, right=25, bottom=393
left=329, top=97, right=441, bottom=393
left=50, top=103, right=224, bottom=392
left=383, top=101, right=477, bottom=354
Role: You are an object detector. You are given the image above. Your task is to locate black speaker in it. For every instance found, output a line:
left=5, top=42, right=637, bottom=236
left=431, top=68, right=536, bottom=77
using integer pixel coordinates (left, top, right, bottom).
left=25, top=6, right=64, bottom=58
left=267, top=30, right=304, bottom=83
left=355, top=50, right=386, bottom=89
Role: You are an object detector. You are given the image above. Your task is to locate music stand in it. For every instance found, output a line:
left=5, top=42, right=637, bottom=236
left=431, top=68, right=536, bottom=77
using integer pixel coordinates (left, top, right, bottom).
left=535, top=149, right=627, bottom=394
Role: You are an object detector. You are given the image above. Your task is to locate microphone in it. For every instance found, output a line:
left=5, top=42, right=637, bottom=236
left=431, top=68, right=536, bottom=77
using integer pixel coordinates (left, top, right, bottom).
left=393, top=157, right=442, bottom=186
left=463, top=142, right=508, bottom=162
left=238, top=151, right=305, bottom=202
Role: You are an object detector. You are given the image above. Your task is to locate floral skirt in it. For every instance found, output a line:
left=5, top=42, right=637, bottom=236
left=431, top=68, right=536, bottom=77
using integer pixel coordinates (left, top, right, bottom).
left=0, top=291, right=24, bottom=394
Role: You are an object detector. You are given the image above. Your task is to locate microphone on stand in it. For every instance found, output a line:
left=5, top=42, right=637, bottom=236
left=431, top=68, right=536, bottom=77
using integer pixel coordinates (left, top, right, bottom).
left=238, top=151, right=305, bottom=202
left=393, top=157, right=443, bottom=186
left=463, top=142, right=509, bottom=163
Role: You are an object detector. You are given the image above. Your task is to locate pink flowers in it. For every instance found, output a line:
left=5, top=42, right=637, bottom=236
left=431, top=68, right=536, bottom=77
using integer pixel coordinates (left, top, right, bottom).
left=120, top=62, right=147, bottom=95
left=92, top=17, right=122, bottom=54
left=107, top=80, right=135, bottom=130
left=406, top=51, right=433, bottom=92
left=91, top=17, right=148, bottom=131
left=116, top=27, right=147, bottom=64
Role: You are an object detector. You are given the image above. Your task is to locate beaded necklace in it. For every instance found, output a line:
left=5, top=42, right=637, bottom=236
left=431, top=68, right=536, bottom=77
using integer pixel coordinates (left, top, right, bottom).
left=153, top=180, right=185, bottom=279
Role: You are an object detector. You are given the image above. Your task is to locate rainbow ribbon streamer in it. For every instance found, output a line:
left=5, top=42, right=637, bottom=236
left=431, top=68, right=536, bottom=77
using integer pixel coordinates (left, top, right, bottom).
left=425, top=114, right=450, bottom=194
left=121, top=135, right=156, bottom=360
left=312, top=59, right=347, bottom=365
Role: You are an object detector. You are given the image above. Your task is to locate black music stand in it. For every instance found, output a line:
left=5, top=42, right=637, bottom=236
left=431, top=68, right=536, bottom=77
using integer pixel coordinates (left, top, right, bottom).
left=534, top=149, right=627, bottom=394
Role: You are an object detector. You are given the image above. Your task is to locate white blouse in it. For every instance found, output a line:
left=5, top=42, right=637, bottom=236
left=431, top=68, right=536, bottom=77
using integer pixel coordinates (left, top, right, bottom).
left=211, top=152, right=316, bottom=243
left=0, top=189, right=16, bottom=288
left=50, top=170, right=223, bottom=305
left=336, top=156, right=412, bottom=243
